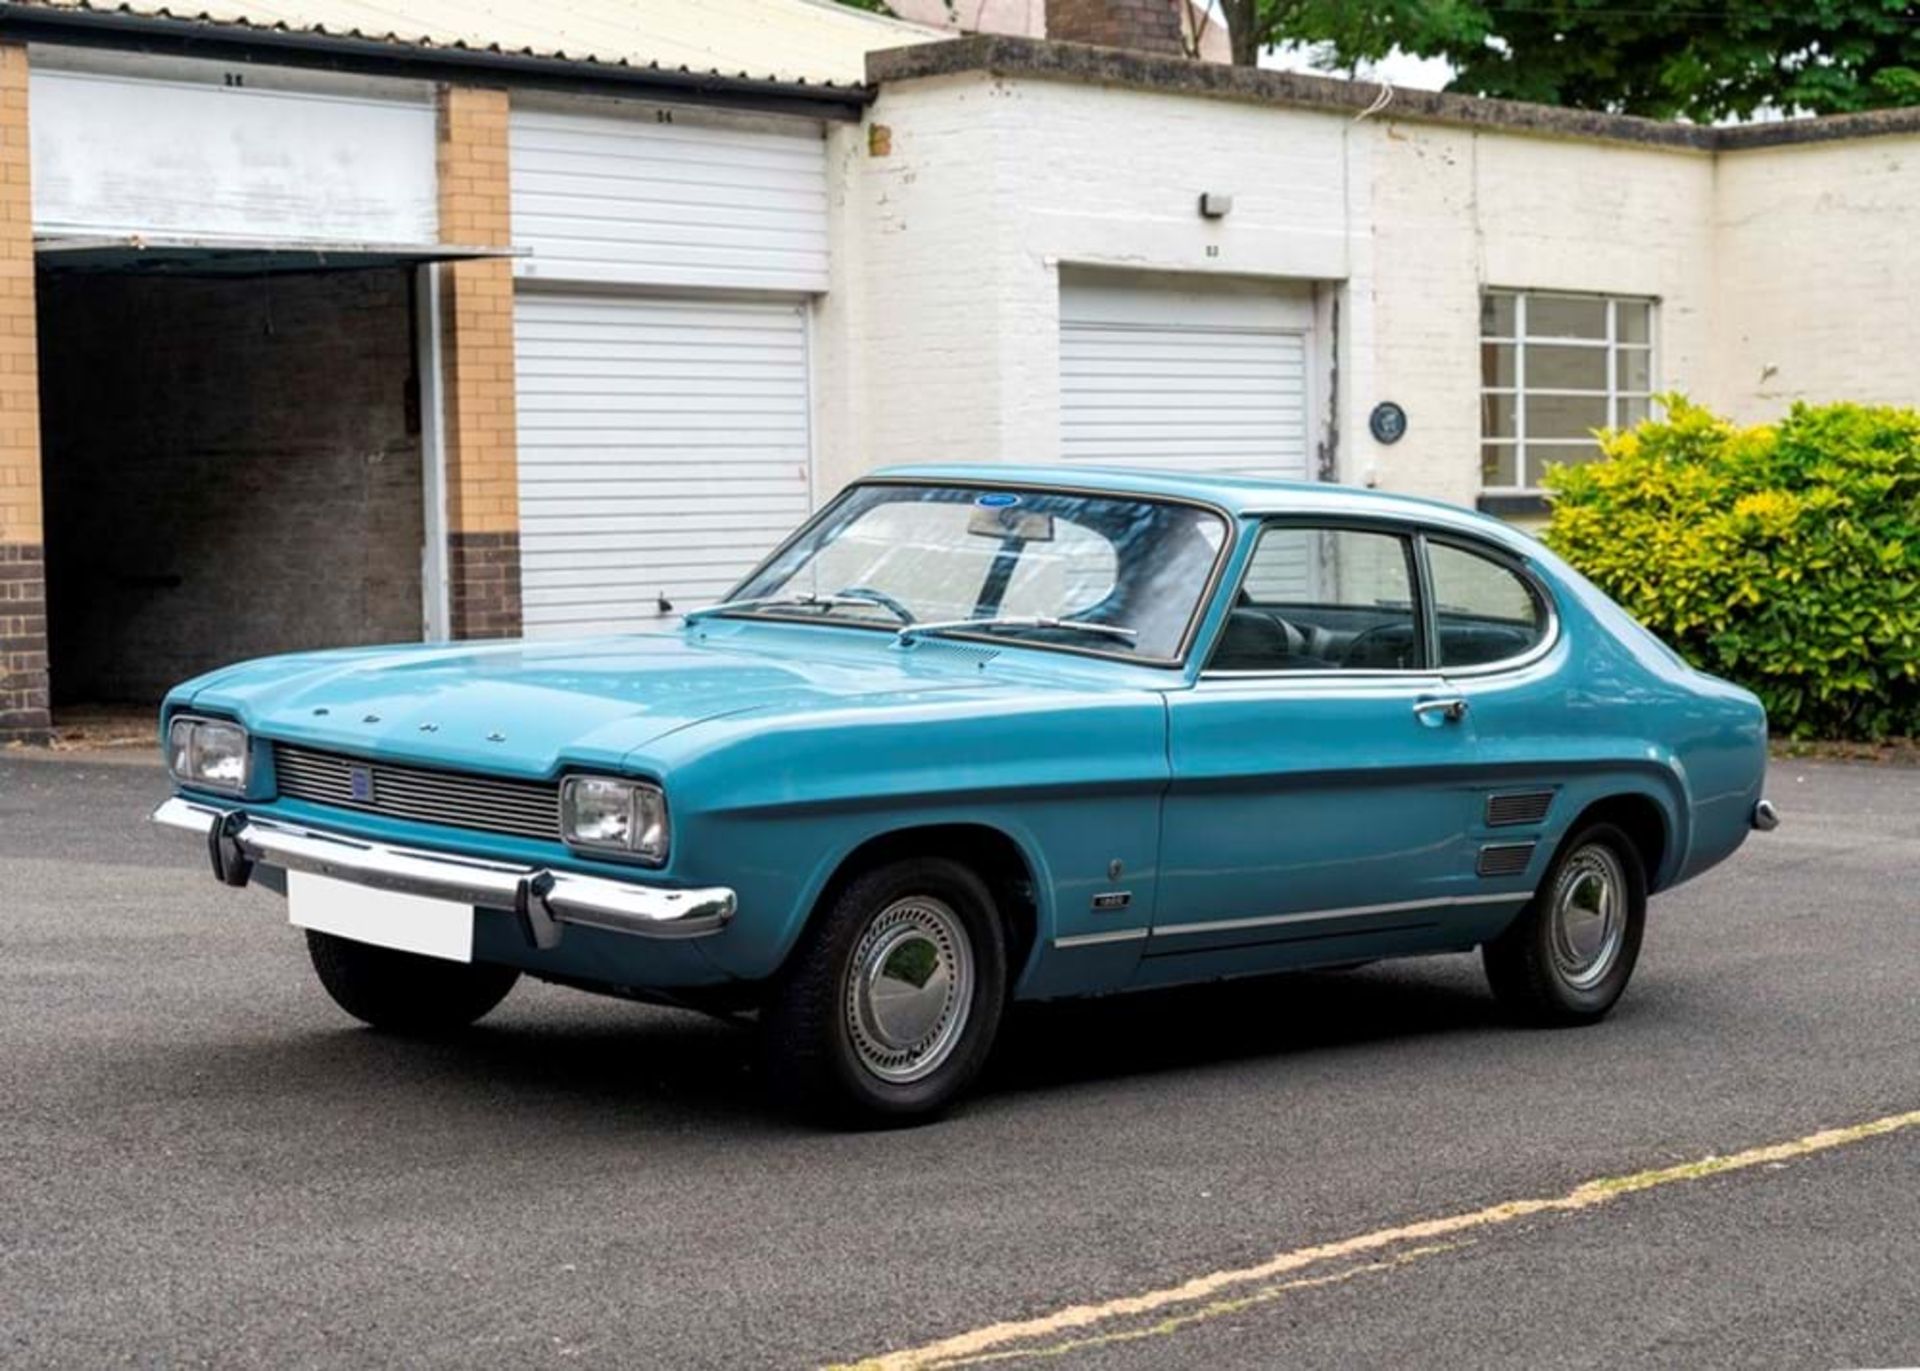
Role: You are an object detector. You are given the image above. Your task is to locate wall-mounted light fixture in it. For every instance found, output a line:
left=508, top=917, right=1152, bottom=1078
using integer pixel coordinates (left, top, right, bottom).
left=1198, top=192, right=1233, bottom=220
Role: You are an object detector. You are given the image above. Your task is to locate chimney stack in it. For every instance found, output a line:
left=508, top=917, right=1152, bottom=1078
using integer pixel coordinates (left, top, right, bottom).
left=1046, top=0, right=1188, bottom=56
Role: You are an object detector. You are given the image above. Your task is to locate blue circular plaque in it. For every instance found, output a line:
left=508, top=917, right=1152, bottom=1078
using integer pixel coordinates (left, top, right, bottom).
left=1369, top=402, right=1408, bottom=445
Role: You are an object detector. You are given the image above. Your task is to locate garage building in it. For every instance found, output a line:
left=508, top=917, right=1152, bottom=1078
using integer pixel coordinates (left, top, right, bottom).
left=2, top=0, right=1917, bottom=741
left=0, top=0, right=910, bottom=737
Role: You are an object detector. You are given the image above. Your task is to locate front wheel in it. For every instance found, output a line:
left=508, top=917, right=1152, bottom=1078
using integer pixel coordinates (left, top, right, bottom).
left=1483, top=821, right=1647, bottom=1025
left=760, top=857, right=1008, bottom=1124
left=306, top=931, right=519, bottom=1034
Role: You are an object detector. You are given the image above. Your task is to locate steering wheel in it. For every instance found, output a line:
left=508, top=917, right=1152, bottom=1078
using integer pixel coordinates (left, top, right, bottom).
left=832, top=585, right=916, bottom=624
left=1341, top=622, right=1413, bottom=670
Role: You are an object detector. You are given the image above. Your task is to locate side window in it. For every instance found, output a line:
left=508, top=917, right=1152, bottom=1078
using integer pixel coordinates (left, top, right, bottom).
left=1426, top=541, right=1550, bottom=668
left=1213, top=526, right=1421, bottom=672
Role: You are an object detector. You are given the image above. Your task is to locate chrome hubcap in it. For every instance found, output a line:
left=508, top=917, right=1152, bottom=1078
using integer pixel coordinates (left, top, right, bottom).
left=1549, top=844, right=1626, bottom=990
left=845, top=896, right=974, bottom=1084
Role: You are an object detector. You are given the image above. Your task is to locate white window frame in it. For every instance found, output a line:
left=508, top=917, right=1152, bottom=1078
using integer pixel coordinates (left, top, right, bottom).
left=1480, top=290, right=1656, bottom=494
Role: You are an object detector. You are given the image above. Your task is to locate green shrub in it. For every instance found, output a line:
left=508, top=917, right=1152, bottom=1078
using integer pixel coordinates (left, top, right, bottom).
left=1542, top=399, right=1920, bottom=740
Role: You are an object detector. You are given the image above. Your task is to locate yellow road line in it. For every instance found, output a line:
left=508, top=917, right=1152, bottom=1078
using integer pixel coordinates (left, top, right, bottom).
left=935, top=1242, right=1470, bottom=1369
left=834, top=1107, right=1920, bottom=1371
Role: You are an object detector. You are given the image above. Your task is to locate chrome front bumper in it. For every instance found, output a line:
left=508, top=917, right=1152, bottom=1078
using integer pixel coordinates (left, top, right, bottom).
left=152, top=796, right=736, bottom=947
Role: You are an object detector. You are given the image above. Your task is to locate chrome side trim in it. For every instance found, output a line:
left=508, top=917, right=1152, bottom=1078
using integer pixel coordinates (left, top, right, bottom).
left=1198, top=669, right=1451, bottom=684
left=1053, top=927, right=1152, bottom=949
left=1151, top=890, right=1525, bottom=940
left=152, top=796, right=734, bottom=942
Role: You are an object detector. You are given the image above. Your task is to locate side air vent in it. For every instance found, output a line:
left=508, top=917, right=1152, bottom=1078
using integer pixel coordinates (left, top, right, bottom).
left=1486, top=790, right=1554, bottom=827
left=1477, top=842, right=1537, bottom=878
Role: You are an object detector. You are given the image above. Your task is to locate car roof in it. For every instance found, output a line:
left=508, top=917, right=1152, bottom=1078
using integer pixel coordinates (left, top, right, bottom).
left=867, top=464, right=1540, bottom=555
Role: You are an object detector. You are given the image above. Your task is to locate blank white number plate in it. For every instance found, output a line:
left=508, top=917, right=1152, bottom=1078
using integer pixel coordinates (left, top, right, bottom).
left=287, top=870, right=475, bottom=963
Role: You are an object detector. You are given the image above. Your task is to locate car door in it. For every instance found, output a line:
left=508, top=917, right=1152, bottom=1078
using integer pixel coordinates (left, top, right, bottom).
left=1145, top=520, right=1490, bottom=982
left=1415, top=532, right=1566, bottom=909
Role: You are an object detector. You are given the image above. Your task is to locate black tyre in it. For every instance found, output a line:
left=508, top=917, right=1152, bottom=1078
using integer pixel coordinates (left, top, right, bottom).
left=306, top=930, right=519, bottom=1034
left=1483, top=821, right=1647, bottom=1025
left=760, top=856, right=1008, bottom=1124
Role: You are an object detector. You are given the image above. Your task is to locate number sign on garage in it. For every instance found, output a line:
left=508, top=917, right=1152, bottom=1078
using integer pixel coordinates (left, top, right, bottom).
left=513, top=293, right=812, bottom=636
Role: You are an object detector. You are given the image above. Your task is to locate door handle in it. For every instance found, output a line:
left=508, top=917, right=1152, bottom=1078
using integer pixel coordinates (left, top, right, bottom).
left=1413, top=697, right=1469, bottom=723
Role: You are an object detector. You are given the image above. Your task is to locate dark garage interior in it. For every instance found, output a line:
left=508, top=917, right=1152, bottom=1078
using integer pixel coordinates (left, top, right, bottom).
left=34, top=265, right=426, bottom=709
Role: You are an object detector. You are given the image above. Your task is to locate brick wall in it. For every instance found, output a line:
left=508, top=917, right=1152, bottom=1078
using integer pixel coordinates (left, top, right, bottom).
left=436, top=84, right=523, bottom=638
left=0, top=43, right=47, bottom=739
left=36, top=270, right=423, bottom=702
left=1046, top=0, right=1186, bottom=55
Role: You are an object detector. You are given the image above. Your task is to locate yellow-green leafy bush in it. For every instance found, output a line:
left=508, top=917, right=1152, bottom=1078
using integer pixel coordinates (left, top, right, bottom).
left=1543, top=399, right=1920, bottom=740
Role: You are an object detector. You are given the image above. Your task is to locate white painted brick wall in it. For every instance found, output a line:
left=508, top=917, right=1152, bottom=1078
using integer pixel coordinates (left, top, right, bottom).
left=815, top=72, right=1360, bottom=495
left=1712, top=136, right=1920, bottom=420
left=814, top=74, right=1016, bottom=497
left=1365, top=122, right=1716, bottom=505
left=817, top=72, right=1912, bottom=510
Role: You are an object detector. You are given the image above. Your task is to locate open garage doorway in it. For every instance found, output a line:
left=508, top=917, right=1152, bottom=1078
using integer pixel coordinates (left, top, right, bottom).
left=34, top=259, right=429, bottom=718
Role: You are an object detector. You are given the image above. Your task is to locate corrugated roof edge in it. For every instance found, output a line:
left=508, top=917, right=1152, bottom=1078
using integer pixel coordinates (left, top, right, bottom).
left=0, top=0, right=879, bottom=119
left=868, top=34, right=1920, bottom=152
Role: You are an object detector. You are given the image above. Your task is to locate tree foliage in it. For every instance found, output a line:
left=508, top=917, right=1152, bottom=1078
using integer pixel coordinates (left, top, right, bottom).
left=1544, top=400, right=1920, bottom=741
left=1242, top=0, right=1920, bottom=121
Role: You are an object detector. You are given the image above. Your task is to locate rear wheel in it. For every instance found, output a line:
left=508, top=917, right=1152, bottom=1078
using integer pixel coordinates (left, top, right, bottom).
left=306, top=931, right=519, bottom=1034
left=1483, top=821, right=1646, bottom=1025
left=761, top=857, right=1007, bottom=1124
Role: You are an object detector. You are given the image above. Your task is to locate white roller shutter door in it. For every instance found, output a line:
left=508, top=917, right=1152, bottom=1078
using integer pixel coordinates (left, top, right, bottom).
left=509, top=103, right=828, bottom=292
left=513, top=292, right=812, bottom=637
left=1059, top=276, right=1313, bottom=481
left=30, top=63, right=438, bottom=243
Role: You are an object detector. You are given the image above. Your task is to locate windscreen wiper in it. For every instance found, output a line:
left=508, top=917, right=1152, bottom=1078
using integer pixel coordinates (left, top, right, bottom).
left=682, top=593, right=875, bottom=625
left=897, top=616, right=1139, bottom=646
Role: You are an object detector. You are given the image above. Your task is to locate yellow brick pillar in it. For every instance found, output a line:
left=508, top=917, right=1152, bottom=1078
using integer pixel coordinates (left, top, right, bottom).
left=435, top=84, right=522, bottom=639
left=0, top=43, right=48, bottom=739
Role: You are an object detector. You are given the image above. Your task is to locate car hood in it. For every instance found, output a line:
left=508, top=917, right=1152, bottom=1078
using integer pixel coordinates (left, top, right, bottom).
left=180, top=630, right=1059, bottom=778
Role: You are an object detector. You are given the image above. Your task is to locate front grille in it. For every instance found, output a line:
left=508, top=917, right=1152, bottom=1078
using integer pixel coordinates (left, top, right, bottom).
left=272, top=743, right=561, bottom=842
left=1486, top=790, right=1554, bottom=827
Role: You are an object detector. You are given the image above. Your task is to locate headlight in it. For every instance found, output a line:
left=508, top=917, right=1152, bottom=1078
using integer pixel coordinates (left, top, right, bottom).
left=560, top=775, right=669, bottom=863
left=167, top=716, right=252, bottom=795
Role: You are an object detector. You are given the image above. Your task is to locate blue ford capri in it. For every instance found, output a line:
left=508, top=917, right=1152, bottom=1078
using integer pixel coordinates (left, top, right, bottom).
left=155, top=468, right=1775, bottom=1121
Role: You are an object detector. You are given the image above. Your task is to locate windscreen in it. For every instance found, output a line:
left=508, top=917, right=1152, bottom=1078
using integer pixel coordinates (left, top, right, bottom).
left=728, top=483, right=1229, bottom=661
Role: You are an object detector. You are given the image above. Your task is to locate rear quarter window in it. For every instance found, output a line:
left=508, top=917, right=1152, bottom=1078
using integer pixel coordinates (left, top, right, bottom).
left=1426, top=541, right=1550, bottom=668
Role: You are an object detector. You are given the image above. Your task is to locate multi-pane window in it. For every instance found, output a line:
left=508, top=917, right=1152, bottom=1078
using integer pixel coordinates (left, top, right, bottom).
left=1480, top=291, right=1654, bottom=492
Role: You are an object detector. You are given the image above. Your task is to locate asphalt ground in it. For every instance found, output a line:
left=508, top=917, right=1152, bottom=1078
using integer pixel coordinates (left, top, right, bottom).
left=0, top=750, right=1914, bottom=1369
